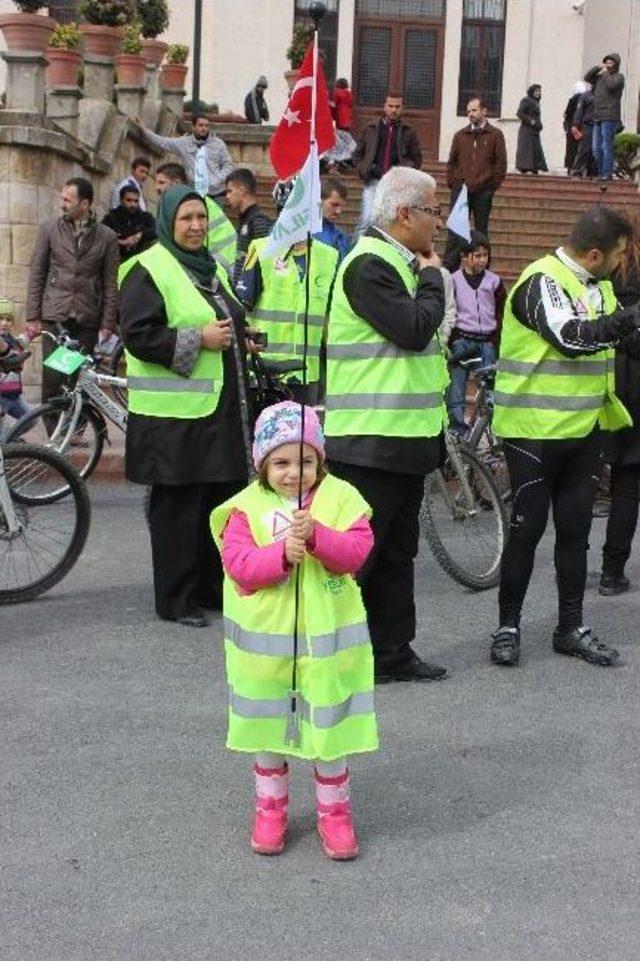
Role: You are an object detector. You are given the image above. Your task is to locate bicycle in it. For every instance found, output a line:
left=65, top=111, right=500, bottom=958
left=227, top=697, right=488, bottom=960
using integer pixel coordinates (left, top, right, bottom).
left=420, top=426, right=508, bottom=591
left=461, top=360, right=511, bottom=501
left=5, top=331, right=127, bottom=496
left=0, top=352, right=91, bottom=603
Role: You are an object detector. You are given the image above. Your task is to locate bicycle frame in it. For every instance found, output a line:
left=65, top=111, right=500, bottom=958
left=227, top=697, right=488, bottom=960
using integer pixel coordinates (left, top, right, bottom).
left=431, top=431, right=479, bottom=518
left=0, top=446, right=22, bottom=534
left=47, top=365, right=127, bottom=454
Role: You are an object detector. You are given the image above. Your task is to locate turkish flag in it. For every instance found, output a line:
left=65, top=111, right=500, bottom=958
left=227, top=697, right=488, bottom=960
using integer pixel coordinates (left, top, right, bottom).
left=269, top=42, right=335, bottom=179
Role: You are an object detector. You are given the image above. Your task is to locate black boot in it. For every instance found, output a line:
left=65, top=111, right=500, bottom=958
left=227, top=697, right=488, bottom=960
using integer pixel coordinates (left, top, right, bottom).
left=598, top=573, right=630, bottom=596
left=552, top=625, right=618, bottom=666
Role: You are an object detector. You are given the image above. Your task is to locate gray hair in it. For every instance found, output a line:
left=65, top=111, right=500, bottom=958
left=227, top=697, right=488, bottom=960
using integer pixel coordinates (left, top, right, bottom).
left=371, top=167, right=437, bottom=228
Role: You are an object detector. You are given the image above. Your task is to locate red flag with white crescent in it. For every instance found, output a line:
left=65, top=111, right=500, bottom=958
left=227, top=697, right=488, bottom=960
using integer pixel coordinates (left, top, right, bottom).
left=269, top=42, right=335, bottom=179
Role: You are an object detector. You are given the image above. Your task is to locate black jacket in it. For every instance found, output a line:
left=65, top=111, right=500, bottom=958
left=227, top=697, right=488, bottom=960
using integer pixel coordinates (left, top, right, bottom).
left=232, top=203, right=273, bottom=285
left=603, top=265, right=640, bottom=466
left=102, top=206, right=156, bottom=261
left=584, top=54, right=625, bottom=123
left=244, top=88, right=269, bottom=124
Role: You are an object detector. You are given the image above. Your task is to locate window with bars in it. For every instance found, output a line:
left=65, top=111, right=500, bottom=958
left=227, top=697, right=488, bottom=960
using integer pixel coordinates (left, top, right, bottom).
left=356, top=0, right=445, bottom=16
left=457, top=0, right=506, bottom=116
left=47, top=1, right=79, bottom=23
left=295, top=0, right=340, bottom=83
left=356, top=26, right=391, bottom=107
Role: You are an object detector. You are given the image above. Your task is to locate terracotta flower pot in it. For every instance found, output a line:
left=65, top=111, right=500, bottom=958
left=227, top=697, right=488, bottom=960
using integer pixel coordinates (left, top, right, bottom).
left=46, top=47, right=82, bottom=87
left=0, top=12, right=56, bottom=53
left=115, top=53, right=147, bottom=86
left=79, top=23, right=123, bottom=59
left=141, top=38, right=168, bottom=67
left=160, top=62, right=188, bottom=90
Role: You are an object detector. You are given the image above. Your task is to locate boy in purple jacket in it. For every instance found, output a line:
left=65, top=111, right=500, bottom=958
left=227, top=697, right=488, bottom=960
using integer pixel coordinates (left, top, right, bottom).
left=444, top=232, right=506, bottom=434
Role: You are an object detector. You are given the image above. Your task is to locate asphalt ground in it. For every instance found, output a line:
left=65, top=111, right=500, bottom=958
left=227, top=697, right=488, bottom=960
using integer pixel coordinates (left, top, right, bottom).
left=2, top=483, right=639, bottom=961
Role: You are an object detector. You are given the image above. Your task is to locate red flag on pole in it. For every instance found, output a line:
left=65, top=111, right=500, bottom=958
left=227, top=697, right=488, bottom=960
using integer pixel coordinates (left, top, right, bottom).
left=269, top=42, right=335, bottom=179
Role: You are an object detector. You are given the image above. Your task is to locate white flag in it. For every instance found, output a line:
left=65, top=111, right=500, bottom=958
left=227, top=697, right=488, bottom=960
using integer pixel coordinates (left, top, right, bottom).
left=262, top=143, right=322, bottom=260
left=446, top=184, right=471, bottom=243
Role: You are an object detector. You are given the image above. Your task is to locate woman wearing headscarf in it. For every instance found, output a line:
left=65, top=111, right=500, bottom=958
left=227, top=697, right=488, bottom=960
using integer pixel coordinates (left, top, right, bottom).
left=119, top=186, right=251, bottom=627
left=516, top=84, right=548, bottom=174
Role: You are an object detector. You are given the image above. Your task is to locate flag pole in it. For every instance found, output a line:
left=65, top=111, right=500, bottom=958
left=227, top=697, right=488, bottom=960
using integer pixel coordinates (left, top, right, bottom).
left=286, top=0, right=327, bottom=748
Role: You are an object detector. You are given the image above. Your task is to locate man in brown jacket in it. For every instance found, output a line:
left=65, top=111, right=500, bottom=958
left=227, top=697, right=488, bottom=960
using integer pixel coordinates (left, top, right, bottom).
left=444, top=97, right=507, bottom=269
left=352, top=93, right=422, bottom=237
left=26, top=176, right=119, bottom=402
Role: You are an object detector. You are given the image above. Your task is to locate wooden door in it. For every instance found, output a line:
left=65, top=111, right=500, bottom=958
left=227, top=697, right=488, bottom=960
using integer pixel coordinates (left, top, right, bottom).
left=352, top=18, right=445, bottom=160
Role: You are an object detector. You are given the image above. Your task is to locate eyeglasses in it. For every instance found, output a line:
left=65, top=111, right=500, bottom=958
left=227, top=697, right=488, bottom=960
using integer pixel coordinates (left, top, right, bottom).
left=411, top=205, right=441, bottom=218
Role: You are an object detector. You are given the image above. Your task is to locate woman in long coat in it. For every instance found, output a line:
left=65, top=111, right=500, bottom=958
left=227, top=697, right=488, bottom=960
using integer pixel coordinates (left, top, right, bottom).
left=516, top=84, right=548, bottom=174
left=600, top=229, right=640, bottom=594
left=119, top=186, right=251, bottom=627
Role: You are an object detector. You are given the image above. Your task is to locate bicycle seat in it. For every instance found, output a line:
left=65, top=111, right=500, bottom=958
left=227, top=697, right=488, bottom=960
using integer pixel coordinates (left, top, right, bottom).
left=259, top=358, right=307, bottom=376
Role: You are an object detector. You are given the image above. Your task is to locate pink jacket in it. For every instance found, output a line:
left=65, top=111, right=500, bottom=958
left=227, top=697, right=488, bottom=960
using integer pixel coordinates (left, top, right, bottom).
left=221, top=488, right=373, bottom=595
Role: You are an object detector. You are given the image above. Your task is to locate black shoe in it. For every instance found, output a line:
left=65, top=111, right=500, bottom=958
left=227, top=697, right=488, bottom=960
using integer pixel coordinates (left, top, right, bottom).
left=552, top=625, right=618, bottom=666
left=374, top=652, right=447, bottom=684
left=490, top=626, right=520, bottom=665
left=163, top=608, right=209, bottom=628
left=598, top=573, right=630, bottom=596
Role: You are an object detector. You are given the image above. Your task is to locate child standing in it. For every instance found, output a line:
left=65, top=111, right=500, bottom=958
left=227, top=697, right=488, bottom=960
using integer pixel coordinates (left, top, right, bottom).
left=210, top=402, right=378, bottom=860
left=444, top=231, right=506, bottom=434
left=0, top=299, right=32, bottom=422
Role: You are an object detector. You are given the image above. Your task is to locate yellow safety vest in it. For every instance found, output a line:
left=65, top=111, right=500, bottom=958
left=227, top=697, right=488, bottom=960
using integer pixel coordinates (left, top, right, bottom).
left=494, top=254, right=631, bottom=439
left=205, top=196, right=237, bottom=277
left=325, top=235, right=448, bottom=439
left=120, top=243, right=236, bottom=419
left=210, top=473, right=378, bottom=761
left=245, top=237, right=338, bottom=384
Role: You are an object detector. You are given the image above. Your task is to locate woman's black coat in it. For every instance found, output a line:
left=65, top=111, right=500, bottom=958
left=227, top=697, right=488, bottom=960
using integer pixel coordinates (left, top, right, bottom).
left=516, top=95, right=548, bottom=172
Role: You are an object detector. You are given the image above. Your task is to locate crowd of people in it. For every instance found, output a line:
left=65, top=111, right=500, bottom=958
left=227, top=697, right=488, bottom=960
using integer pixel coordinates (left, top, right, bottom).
left=1, top=61, right=639, bottom=863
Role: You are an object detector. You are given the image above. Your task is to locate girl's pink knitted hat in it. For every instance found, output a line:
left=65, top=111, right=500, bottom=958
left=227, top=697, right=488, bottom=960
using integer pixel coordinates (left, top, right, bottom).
left=252, top=402, right=325, bottom=471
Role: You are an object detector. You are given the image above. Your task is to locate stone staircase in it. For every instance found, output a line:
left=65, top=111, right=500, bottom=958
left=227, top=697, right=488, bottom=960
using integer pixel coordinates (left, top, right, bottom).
left=257, top=162, right=639, bottom=283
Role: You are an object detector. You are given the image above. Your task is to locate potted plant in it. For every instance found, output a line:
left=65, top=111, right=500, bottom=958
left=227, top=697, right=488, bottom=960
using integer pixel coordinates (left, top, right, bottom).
left=115, top=21, right=146, bottom=86
left=138, top=0, right=169, bottom=66
left=46, top=22, right=82, bottom=87
left=78, top=0, right=132, bottom=58
left=0, top=1, right=56, bottom=54
left=160, top=42, right=189, bottom=90
left=614, top=132, right=640, bottom=179
left=285, top=22, right=312, bottom=90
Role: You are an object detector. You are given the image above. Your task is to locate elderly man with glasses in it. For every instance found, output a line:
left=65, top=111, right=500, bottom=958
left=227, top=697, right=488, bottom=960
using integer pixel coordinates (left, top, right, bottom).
left=324, top=167, right=449, bottom=684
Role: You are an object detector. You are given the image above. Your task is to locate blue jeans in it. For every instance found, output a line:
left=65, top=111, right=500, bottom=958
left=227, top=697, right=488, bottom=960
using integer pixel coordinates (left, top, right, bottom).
left=592, top=120, right=617, bottom=179
left=447, top=337, right=496, bottom=429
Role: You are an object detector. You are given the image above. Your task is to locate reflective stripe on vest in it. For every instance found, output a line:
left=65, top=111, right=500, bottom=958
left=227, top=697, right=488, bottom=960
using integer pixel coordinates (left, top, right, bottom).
left=205, top=196, right=237, bottom=276
left=245, top=237, right=338, bottom=384
left=210, top=474, right=378, bottom=760
left=229, top=689, right=375, bottom=728
left=224, top=616, right=370, bottom=658
left=325, top=234, right=447, bottom=440
left=120, top=244, right=234, bottom=419
left=493, top=254, right=625, bottom=440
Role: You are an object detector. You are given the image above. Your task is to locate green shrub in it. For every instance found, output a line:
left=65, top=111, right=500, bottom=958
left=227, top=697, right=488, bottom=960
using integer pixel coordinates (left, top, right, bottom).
left=121, top=21, right=143, bottom=54
left=614, top=132, right=640, bottom=158
left=287, top=23, right=313, bottom=68
left=77, top=0, right=133, bottom=27
left=12, top=1, right=48, bottom=12
left=165, top=42, right=188, bottom=64
left=48, top=22, right=81, bottom=49
left=137, top=0, right=169, bottom=39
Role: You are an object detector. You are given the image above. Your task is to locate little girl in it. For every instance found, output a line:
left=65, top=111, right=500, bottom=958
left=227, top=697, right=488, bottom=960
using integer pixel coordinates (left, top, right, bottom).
left=210, top=402, right=378, bottom=860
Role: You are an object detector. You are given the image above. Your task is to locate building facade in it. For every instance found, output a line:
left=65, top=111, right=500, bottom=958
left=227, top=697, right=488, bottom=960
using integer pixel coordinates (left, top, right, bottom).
left=1, top=0, right=638, bottom=170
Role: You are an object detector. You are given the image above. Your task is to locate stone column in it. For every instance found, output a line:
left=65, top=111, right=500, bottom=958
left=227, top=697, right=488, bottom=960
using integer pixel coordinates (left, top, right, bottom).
left=1, top=51, right=47, bottom=113
left=161, top=86, right=185, bottom=120
left=115, top=85, right=146, bottom=120
left=142, top=64, right=162, bottom=128
left=83, top=53, right=115, bottom=102
left=45, top=86, right=82, bottom=138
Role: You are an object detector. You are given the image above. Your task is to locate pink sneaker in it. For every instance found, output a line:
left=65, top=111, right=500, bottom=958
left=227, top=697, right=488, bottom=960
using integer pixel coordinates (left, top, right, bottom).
left=317, top=803, right=359, bottom=860
left=251, top=796, right=288, bottom=855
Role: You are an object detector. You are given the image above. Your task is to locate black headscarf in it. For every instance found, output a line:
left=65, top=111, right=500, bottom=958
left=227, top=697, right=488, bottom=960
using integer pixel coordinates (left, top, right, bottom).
left=155, top=185, right=217, bottom=287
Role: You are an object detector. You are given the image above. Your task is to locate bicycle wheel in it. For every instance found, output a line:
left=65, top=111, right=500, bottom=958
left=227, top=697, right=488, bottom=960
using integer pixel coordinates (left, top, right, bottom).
left=6, top=400, right=105, bottom=494
left=421, top=444, right=508, bottom=590
left=0, top=443, right=91, bottom=603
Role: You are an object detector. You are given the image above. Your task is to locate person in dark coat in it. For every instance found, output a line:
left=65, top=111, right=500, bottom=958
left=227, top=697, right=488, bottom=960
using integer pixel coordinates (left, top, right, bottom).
left=244, top=76, right=269, bottom=125
left=516, top=84, right=548, bottom=174
left=571, top=86, right=598, bottom=179
left=102, top=184, right=156, bottom=261
left=584, top=53, right=625, bottom=181
left=599, top=228, right=640, bottom=595
left=119, top=186, right=252, bottom=627
left=563, top=81, right=590, bottom=172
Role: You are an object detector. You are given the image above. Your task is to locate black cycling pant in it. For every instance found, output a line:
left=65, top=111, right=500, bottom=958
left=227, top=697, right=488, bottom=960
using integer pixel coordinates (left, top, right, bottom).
left=498, top=432, right=600, bottom=633
left=602, top=462, right=640, bottom=577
